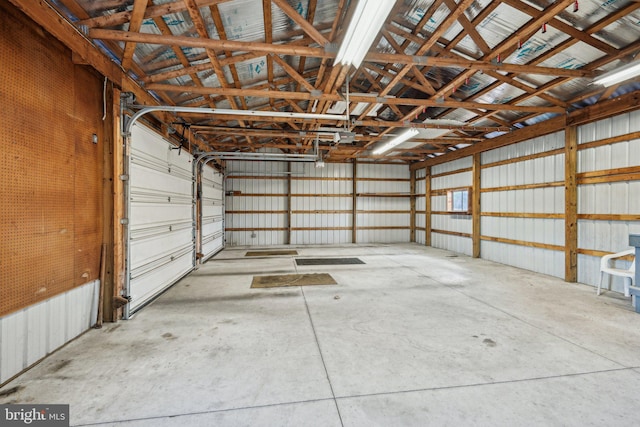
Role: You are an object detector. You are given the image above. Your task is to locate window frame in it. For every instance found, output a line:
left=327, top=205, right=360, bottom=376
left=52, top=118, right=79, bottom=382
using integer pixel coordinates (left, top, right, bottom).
left=446, top=187, right=472, bottom=214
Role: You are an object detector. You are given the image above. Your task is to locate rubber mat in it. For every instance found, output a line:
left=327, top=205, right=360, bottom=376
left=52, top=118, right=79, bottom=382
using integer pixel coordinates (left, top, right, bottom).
left=295, top=258, right=364, bottom=265
left=245, top=250, right=298, bottom=256
left=251, top=273, right=337, bottom=288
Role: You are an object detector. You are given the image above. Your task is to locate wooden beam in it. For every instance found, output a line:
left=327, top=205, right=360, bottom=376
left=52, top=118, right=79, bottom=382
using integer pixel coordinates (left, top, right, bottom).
left=410, top=169, right=416, bottom=242
left=112, top=88, right=125, bottom=320
left=120, top=0, right=148, bottom=71
left=358, top=120, right=510, bottom=132
left=501, top=0, right=617, bottom=56
left=472, top=153, right=481, bottom=258
left=352, top=159, right=357, bottom=243
left=411, top=89, right=640, bottom=170
left=101, top=83, right=116, bottom=323
left=9, top=0, right=123, bottom=84
left=88, top=28, right=595, bottom=78
left=565, top=124, right=578, bottom=282
left=425, top=166, right=431, bottom=246
left=77, top=0, right=230, bottom=28
left=287, top=162, right=292, bottom=245
left=145, top=83, right=564, bottom=113
left=271, top=0, right=328, bottom=46
left=271, top=54, right=316, bottom=92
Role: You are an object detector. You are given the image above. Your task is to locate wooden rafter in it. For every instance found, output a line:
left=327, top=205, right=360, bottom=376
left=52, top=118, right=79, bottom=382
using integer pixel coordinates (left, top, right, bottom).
left=25, top=0, right=640, bottom=163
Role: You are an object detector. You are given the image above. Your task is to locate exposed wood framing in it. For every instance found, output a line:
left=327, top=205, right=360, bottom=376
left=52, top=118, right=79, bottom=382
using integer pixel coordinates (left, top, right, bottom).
left=410, top=169, right=416, bottom=242
left=112, top=87, right=125, bottom=320
left=352, top=159, right=357, bottom=244
left=472, top=153, right=481, bottom=258
left=564, top=124, right=578, bottom=283
left=101, top=82, right=115, bottom=323
left=425, top=167, right=431, bottom=247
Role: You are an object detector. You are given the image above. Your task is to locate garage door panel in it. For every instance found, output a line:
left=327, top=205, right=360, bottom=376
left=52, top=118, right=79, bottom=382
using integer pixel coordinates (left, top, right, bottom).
left=130, top=203, right=192, bottom=226
left=128, top=124, right=195, bottom=314
left=130, top=163, right=192, bottom=194
left=128, top=249, right=193, bottom=308
left=130, top=229, right=194, bottom=266
left=200, top=166, right=224, bottom=260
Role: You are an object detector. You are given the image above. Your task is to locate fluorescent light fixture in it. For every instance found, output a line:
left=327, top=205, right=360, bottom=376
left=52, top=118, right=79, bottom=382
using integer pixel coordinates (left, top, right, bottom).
left=335, top=0, right=395, bottom=69
left=372, top=128, right=420, bottom=155
left=593, top=60, right=640, bottom=87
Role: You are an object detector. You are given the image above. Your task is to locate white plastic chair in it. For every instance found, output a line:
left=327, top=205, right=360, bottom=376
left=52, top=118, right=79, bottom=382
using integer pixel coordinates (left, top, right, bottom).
left=597, top=249, right=636, bottom=297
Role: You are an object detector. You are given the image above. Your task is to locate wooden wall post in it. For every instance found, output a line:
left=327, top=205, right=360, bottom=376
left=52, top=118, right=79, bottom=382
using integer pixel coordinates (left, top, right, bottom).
left=472, top=153, right=481, bottom=258
left=100, top=82, right=116, bottom=323
left=410, top=168, right=416, bottom=242
left=286, top=162, right=292, bottom=245
left=112, top=88, right=125, bottom=320
left=352, top=159, right=357, bottom=244
left=425, top=166, right=431, bottom=246
left=565, top=124, right=578, bottom=282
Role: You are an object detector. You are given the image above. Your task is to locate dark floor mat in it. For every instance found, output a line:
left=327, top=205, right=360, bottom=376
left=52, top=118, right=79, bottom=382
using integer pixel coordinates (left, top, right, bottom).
left=251, top=273, right=337, bottom=288
left=295, top=258, right=364, bottom=266
left=245, top=250, right=298, bottom=257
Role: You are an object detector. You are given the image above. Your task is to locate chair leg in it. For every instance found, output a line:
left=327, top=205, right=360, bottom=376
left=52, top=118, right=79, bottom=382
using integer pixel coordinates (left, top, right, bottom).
left=624, top=277, right=631, bottom=297
left=597, top=272, right=604, bottom=295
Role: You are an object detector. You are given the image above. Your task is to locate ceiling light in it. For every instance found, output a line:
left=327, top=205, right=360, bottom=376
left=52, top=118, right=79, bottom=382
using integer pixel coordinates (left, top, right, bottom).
left=593, top=60, right=640, bottom=87
left=315, top=159, right=326, bottom=168
left=372, top=128, right=420, bottom=155
left=335, top=0, right=395, bottom=69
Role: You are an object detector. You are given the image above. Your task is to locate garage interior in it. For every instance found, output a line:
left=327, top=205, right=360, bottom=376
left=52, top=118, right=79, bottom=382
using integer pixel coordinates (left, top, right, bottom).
left=1, top=0, right=640, bottom=425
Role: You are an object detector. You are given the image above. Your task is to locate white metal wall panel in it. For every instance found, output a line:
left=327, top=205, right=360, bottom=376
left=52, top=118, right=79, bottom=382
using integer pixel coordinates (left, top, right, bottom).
left=481, top=132, right=565, bottom=164
left=431, top=156, right=472, bottom=175
left=225, top=160, right=288, bottom=246
left=481, top=241, right=564, bottom=277
left=479, top=132, right=565, bottom=279
left=577, top=111, right=640, bottom=291
left=432, top=233, right=472, bottom=255
left=0, top=280, right=99, bottom=384
left=225, top=162, right=413, bottom=245
left=129, top=124, right=194, bottom=313
left=357, top=163, right=410, bottom=243
left=357, top=163, right=407, bottom=179
left=429, top=157, right=473, bottom=254
left=291, top=162, right=352, bottom=245
left=201, top=165, right=224, bottom=260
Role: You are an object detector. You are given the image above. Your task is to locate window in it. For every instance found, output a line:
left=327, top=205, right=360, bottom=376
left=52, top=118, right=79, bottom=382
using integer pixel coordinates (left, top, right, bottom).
left=446, top=188, right=471, bottom=214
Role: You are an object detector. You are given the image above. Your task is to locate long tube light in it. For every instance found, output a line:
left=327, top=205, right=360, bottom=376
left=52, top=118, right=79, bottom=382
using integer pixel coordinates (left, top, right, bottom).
left=593, top=61, right=640, bottom=87
left=335, top=0, right=395, bottom=69
left=372, top=128, right=420, bottom=155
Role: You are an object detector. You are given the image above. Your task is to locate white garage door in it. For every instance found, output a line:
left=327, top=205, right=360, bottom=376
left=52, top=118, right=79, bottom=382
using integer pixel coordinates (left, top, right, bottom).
left=128, top=123, right=195, bottom=314
left=200, top=165, right=225, bottom=260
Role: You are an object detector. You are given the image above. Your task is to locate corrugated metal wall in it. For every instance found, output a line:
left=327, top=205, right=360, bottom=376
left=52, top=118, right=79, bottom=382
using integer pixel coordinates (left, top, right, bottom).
left=356, top=163, right=410, bottom=243
left=577, top=110, right=640, bottom=292
left=0, top=280, right=99, bottom=384
left=225, top=161, right=411, bottom=245
left=480, top=132, right=566, bottom=278
left=290, top=162, right=353, bottom=245
left=225, top=161, right=289, bottom=246
left=413, top=109, right=639, bottom=289
left=430, top=157, right=473, bottom=255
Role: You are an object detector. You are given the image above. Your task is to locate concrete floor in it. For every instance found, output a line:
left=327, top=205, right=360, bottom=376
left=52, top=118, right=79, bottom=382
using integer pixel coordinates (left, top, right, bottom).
left=2, top=243, right=640, bottom=426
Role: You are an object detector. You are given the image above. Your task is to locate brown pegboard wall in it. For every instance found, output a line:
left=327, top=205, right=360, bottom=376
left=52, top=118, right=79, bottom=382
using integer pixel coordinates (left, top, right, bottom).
left=0, top=3, right=103, bottom=317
